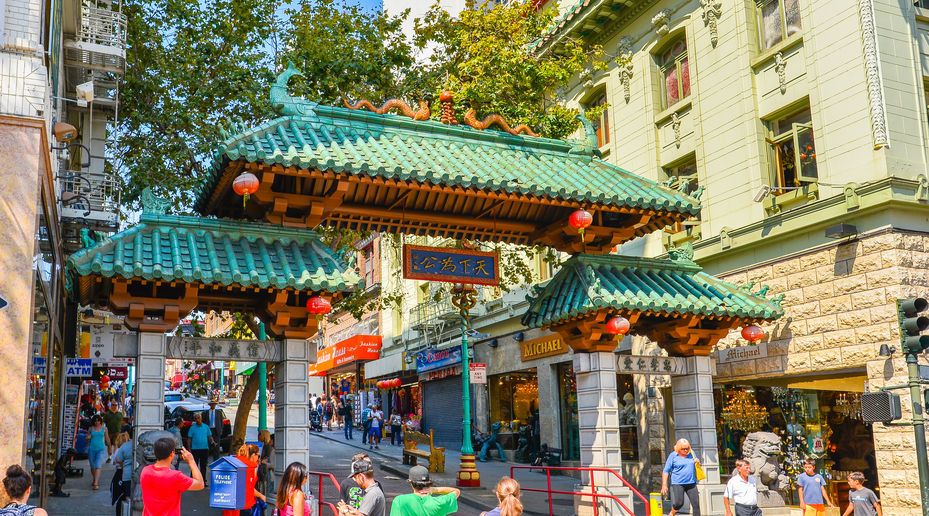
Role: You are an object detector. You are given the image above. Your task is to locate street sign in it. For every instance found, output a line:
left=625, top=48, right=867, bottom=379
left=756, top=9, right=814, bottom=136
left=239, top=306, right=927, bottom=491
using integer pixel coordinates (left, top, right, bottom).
left=32, top=357, right=46, bottom=376
left=402, top=245, right=499, bottom=286
left=65, top=358, right=92, bottom=377
left=470, top=363, right=487, bottom=384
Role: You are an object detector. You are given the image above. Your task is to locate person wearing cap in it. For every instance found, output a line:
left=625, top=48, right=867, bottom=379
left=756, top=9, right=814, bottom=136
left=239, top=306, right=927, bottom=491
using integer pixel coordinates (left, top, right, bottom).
left=103, top=400, right=125, bottom=457
left=340, top=453, right=374, bottom=510
left=389, top=465, right=460, bottom=516
left=337, top=458, right=385, bottom=516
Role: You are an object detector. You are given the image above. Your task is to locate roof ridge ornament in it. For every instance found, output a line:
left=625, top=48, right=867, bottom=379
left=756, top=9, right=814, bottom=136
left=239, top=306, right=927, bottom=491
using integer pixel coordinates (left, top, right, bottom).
left=341, top=97, right=432, bottom=121
left=141, top=187, right=171, bottom=215
left=667, top=242, right=696, bottom=263
left=462, top=103, right=540, bottom=137
left=271, top=62, right=315, bottom=116
left=574, top=113, right=600, bottom=157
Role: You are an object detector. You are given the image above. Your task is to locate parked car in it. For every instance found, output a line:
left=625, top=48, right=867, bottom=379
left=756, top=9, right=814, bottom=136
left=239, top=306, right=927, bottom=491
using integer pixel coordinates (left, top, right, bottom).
left=164, top=390, right=190, bottom=412
left=167, top=405, right=233, bottom=452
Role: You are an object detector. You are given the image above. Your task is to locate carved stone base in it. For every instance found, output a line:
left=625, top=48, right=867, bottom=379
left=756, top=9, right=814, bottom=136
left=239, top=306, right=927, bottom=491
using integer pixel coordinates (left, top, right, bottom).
left=757, top=490, right=788, bottom=508
left=456, top=454, right=481, bottom=487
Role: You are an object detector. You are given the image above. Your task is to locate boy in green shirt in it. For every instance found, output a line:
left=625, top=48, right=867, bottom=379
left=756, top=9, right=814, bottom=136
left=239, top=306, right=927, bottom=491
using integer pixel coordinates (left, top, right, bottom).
left=389, top=466, right=460, bottom=516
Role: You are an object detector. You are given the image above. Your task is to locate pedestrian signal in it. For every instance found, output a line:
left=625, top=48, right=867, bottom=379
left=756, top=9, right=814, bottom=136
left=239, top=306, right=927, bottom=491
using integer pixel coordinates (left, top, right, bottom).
left=861, top=391, right=902, bottom=423
left=898, top=297, right=929, bottom=355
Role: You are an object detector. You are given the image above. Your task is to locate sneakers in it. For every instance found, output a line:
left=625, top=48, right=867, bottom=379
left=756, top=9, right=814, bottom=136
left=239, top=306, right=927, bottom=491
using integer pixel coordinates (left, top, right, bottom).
left=369, top=445, right=373, bottom=450
left=375, top=445, right=380, bottom=450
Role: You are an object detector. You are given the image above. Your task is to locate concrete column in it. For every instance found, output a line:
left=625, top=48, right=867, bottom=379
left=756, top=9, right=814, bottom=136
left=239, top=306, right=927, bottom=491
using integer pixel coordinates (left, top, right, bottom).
left=273, top=338, right=313, bottom=491
left=133, top=333, right=166, bottom=438
left=573, top=352, right=633, bottom=515
left=671, top=355, right=725, bottom=516
left=536, top=363, right=560, bottom=452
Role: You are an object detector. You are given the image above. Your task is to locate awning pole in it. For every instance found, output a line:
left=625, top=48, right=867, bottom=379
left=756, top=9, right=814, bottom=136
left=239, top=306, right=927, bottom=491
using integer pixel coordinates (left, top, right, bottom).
left=258, top=322, right=268, bottom=432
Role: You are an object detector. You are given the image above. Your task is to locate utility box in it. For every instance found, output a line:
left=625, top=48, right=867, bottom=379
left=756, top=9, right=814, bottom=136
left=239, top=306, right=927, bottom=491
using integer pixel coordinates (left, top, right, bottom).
left=209, top=456, right=247, bottom=509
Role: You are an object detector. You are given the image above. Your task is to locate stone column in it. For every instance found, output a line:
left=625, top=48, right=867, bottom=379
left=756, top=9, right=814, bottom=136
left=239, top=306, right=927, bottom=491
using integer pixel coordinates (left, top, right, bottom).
left=670, top=355, right=725, bottom=516
left=574, top=352, right=634, bottom=515
left=133, top=332, right=167, bottom=438
left=273, top=338, right=313, bottom=491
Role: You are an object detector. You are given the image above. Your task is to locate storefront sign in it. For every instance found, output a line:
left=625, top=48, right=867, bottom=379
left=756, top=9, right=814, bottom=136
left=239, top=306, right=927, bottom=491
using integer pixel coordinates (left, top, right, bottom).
left=424, top=366, right=461, bottom=381
left=470, top=363, right=487, bottom=384
left=416, top=345, right=462, bottom=373
left=403, top=245, right=500, bottom=286
left=92, top=366, right=128, bottom=381
left=89, top=324, right=132, bottom=363
left=65, top=358, right=92, bottom=377
left=716, top=343, right=768, bottom=363
left=32, top=357, right=46, bottom=376
left=61, top=384, right=80, bottom=454
left=310, top=334, right=383, bottom=375
left=520, top=335, right=567, bottom=361
left=616, top=355, right=686, bottom=376
left=166, top=336, right=282, bottom=362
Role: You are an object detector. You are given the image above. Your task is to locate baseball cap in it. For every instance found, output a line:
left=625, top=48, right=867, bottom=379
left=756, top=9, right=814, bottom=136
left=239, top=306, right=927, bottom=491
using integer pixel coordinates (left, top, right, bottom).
left=408, top=465, right=430, bottom=483
left=350, top=458, right=374, bottom=476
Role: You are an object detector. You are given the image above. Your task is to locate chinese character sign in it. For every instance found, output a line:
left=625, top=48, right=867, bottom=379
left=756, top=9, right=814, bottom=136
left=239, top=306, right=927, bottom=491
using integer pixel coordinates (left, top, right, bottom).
left=403, top=245, right=499, bottom=286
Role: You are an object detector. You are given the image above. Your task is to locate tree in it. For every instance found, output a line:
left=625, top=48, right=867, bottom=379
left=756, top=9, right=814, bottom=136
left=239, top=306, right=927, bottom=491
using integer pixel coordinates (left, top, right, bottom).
left=412, top=0, right=602, bottom=139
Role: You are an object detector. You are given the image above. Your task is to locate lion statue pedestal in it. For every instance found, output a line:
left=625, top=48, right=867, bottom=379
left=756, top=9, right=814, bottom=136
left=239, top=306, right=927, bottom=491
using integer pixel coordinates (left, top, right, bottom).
left=741, top=431, right=790, bottom=511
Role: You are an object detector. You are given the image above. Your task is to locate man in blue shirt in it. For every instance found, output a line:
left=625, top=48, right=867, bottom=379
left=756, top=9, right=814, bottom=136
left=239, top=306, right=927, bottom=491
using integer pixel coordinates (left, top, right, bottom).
left=187, top=413, right=214, bottom=483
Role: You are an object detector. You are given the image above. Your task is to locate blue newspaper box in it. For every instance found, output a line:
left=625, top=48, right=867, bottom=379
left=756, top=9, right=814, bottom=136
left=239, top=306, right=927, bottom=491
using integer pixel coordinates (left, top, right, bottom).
left=209, top=456, right=247, bottom=509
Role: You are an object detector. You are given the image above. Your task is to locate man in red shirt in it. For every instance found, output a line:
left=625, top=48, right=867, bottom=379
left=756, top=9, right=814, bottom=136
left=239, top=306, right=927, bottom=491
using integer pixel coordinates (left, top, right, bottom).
left=140, top=437, right=205, bottom=516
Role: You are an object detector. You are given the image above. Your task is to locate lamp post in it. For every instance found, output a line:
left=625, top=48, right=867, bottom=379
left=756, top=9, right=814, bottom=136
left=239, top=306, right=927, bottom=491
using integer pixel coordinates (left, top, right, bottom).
left=258, top=322, right=268, bottom=432
left=451, top=283, right=480, bottom=487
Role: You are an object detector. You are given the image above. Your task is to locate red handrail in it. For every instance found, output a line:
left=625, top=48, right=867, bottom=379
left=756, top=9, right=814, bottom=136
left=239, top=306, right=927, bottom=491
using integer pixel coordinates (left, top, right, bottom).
left=307, top=470, right=341, bottom=515
left=509, top=465, right=650, bottom=516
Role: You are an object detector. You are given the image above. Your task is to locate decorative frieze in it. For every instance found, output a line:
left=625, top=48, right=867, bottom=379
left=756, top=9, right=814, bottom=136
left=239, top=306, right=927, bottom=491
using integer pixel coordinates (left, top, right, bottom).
left=700, top=0, right=722, bottom=48
left=652, top=9, right=672, bottom=37
left=774, top=52, right=787, bottom=94
left=858, top=0, right=889, bottom=148
left=616, top=37, right=634, bottom=104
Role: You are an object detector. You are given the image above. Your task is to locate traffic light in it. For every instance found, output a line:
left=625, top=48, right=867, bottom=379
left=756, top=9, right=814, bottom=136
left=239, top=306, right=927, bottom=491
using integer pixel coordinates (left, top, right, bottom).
left=898, top=297, right=929, bottom=355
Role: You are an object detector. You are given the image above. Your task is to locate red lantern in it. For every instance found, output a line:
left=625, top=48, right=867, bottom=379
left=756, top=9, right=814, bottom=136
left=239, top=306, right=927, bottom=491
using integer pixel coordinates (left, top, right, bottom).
left=741, top=325, right=765, bottom=343
left=605, top=316, right=630, bottom=337
left=232, top=172, right=259, bottom=207
left=306, top=296, right=332, bottom=320
left=393, top=378, right=402, bottom=388
left=376, top=381, right=384, bottom=389
left=569, top=209, right=593, bottom=239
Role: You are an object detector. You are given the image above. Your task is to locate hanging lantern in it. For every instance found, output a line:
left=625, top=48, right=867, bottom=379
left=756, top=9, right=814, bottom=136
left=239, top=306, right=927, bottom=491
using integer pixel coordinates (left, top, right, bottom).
left=605, top=316, right=631, bottom=337
left=232, top=172, right=260, bottom=207
left=393, top=378, right=402, bottom=388
left=376, top=381, right=384, bottom=389
left=306, top=296, right=332, bottom=320
left=568, top=209, right=593, bottom=239
left=741, top=325, right=765, bottom=343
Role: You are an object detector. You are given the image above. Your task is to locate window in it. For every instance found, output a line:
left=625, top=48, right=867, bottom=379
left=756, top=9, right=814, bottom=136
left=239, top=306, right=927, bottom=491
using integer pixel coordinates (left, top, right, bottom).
left=585, top=92, right=610, bottom=147
left=759, top=0, right=801, bottom=50
left=767, top=108, right=817, bottom=193
left=664, top=159, right=701, bottom=233
left=361, top=244, right=375, bottom=288
left=659, top=38, right=691, bottom=108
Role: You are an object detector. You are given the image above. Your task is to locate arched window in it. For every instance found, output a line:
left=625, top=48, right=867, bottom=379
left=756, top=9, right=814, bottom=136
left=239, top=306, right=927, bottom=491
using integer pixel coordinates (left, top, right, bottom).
left=585, top=91, right=610, bottom=147
left=658, top=38, right=690, bottom=109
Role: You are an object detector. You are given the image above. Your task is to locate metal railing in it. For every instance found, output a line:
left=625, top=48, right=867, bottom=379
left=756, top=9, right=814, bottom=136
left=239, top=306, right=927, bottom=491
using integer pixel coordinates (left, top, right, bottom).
left=58, top=170, right=120, bottom=225
left=509, top=465, right=650, bottom=516
left=78, top=0, right=127, bottom=49
left=307, top=470, right=341, bottom=515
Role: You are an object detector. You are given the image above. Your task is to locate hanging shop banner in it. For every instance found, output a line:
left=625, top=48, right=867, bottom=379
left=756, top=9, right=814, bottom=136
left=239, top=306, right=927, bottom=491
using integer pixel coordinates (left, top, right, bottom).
left=520, top=334, right=568, bottom=361
left=309, top=334, right=383, bottom=375
left=416, top=345, right=462, bottom=374
left=61, top=384, right=81, bottom=454
left=403, top=245, right=500, bottom=286
left=616, top=355, right=687, bottom=376
left=65, top=358, right=93, bottom=377
left=469, top=363, right=487, bottom=384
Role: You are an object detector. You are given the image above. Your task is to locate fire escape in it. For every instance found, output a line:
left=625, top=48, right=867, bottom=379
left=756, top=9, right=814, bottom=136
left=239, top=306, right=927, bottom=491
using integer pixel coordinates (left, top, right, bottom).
left=58, top=0, right=125, bottom=251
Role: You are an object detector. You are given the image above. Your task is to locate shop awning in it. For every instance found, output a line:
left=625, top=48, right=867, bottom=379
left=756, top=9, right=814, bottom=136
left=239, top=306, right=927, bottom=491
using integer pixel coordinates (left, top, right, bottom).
left=308, top=334, right=382, bottom=376
left=236, top=362, right=257, bottom=376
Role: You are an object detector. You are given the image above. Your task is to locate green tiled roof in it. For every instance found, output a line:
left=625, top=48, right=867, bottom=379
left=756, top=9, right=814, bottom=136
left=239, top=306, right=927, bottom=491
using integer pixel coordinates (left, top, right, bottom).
left=521, top=253, right=784, bottom=328
left=67, top=211, right=359, bottom=292
left=195, top=98, right=699, bottom=218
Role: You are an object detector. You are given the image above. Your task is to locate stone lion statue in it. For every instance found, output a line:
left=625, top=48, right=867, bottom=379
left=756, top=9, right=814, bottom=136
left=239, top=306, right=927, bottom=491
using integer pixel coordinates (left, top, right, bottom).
left=132, top=430, right=183, bottom=513
left=741, top=431, right=790, bottom=507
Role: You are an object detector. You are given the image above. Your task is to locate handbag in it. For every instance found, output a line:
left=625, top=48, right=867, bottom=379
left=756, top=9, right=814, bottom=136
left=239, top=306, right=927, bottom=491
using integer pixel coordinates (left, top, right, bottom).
left=690, top=452, right=707, bottom=481
left=251, top=498, right=267, bottom=516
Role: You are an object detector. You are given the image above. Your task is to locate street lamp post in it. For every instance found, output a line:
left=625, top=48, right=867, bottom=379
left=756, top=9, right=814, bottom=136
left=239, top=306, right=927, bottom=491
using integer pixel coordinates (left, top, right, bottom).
left=258, top=322, right=268, bottom=432
left=451, top=283, right=480, bottom=487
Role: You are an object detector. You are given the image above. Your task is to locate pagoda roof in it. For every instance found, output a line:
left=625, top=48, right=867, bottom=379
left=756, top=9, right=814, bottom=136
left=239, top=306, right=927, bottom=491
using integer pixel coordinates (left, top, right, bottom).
left=522, top=252, right=784, bottom=329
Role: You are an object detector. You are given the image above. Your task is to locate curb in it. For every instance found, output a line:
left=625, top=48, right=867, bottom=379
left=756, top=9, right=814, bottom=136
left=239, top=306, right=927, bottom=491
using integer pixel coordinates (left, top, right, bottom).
left=310, top=429, right=405, bottom=463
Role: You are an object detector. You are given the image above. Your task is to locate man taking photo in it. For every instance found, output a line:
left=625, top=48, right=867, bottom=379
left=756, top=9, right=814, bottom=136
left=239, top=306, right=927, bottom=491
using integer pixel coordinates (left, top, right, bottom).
left=390, top=465, right=460, bottom=516
left=139, top=437, right=204, bottom=516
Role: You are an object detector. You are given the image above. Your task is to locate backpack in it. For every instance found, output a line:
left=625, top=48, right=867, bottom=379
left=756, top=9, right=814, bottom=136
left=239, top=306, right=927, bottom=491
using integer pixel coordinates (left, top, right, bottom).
left=0, top=502, right=36, bottom=515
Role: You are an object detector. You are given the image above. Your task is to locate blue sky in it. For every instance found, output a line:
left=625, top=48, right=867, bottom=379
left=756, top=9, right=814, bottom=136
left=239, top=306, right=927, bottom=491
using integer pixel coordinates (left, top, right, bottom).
left=352, top=0, right=382, bottom=10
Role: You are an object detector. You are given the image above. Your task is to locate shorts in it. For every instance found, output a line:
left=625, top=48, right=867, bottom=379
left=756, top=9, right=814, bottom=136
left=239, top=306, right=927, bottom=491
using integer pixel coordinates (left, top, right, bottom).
left=803, top=504, right=826, bottom=516
left=88, top=448, right=107, bottom=469
left=369, top=427, right=382, bottom=439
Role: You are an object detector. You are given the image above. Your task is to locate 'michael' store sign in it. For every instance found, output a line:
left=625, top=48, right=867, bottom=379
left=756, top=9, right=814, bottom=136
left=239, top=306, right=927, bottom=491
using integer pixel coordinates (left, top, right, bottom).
left=520, top=335, right=568, bottom=362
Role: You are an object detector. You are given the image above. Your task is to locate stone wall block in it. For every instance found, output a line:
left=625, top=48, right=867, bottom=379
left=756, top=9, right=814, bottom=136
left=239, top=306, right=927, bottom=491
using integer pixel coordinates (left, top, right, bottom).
left=834, top=306, right=870, bottom=328
left=881, top=249, right=904, bottom=268
left=834, top=274, right=868, bottom=295
left=787, top=269, right=818, bottom=289
left=869, top=303, right=897, bottom=323
left=860, top=233, right=901, bottom=254
left=790, top=334, right=824, bottom=352
left=904, top=268, right=929, bottom=286
left=822, top=329, right=856, bottom=347
left=901, top=234, right=924, bottom=252
left=851, top=287, right=887, bottom=309
left=789, top=300, right=821, bottom=319
left=866, top=267, right=903, bottom=288
left=772, top=258, right=800, bottom=277
left=806, top=315, right=838, bottom=334
left=799, top=249, right=835, bottom=270
left=745, top=265, right=774, bottom=283
left=802, top=282, right=834, bottom=302
left=840, top=343, right=879, bottom=365
left=847, top=253, right=883, bottom=274
left=855, top=323, right=893, bottom=344
left=755, top=356, right=787, bottom=374
left=781, top=288, right=805, bottom=305
left=764, top=276, right=789, bottom=294
left=787, top=352, right=811, bottom=370
left=810, top=351, right=836, bottom=368
left=834, top=242, right=860, bottom=261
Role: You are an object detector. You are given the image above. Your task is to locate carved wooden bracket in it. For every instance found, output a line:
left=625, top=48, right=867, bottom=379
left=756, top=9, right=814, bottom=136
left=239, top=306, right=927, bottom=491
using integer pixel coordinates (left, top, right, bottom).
left=260, top=290, right=331, bottom=339
left=248, top=165, right=350, bottom=228
left=110, top=279, right=199, bottom=332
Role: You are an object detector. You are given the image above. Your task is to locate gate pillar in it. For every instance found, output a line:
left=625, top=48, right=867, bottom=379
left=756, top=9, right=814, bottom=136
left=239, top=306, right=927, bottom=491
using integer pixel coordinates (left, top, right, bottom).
left=133, top=332, right=167, bottom=437
left=273, top=338, right=314, bottom=492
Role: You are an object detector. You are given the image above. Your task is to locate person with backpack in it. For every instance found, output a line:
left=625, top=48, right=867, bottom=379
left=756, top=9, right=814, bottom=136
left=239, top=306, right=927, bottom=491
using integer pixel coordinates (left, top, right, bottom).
left=343, top=401, right=355, bottom=440
left=323, top=397, right=334, bottom=431
left=361, top=404, right=373, bottom=446
left=389, top=413, right=403, bottom=446
left=1, top=465, right=48, bottom=515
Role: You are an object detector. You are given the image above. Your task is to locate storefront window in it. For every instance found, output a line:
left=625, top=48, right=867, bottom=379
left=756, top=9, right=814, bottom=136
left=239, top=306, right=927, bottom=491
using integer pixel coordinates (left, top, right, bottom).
left=489, top=369, right=538, bottom=433
left=617, top=374, right=639, bottom=461
left=557, top=362, right=579, bottom=461
left=26, top=275, right=50, bottom=484
left=715, top=385, right=875, bottom=511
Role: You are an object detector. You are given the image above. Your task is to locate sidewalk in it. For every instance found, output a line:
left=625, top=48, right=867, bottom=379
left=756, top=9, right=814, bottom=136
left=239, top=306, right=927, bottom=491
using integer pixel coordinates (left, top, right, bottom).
left=311, top=429, right=582, bottom=516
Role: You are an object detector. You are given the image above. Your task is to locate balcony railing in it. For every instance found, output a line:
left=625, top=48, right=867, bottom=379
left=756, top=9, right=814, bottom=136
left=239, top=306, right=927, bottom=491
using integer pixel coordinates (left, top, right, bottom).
left=58, top=170, right=119, bottom=227
left=64, top=0, right=127, bottom=74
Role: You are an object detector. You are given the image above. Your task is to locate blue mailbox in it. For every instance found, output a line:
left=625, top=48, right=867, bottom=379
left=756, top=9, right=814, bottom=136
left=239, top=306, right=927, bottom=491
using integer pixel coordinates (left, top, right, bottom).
left=209, top=456, right=247, bottom=509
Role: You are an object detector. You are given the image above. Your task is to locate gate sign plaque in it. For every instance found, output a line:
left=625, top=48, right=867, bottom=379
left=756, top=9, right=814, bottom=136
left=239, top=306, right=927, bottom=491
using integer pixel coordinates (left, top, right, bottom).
left=167, top=337, right=282, bottom=362
left=403, top=245, right=499, bottom=286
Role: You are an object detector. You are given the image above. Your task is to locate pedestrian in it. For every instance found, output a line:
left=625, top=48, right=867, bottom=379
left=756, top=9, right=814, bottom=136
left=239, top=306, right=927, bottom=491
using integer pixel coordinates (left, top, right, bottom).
left=222, top=444, right=266, bottom=516
left=207, top=401, right=223, bottom=452
left=1, top=465, right=48, bottom=515
left=389, top=465, right=461, bottom=516
left=87, top=414, right=111, bottom=490
left=257, top=430, right=275, bottom=495
left=723, top=459, right=761, bottom=516
left=361, top=404, right=373, bottom=445
left=103, top=400, right=124, bottom=457
left=480, top=476, right=521, bottom=516
left=843, top=472, right=881, bottom=516
left=275, top=462, right=309, bottom=516
left=340, top=453, right=371, bottom=510
left=50, top=448, right=76, bottom=498
left=344, top=401, right=355, bottom=440
left=390, top=413, right=403, bottom=446
left=797, top=458, right=835, bottom=516
left=324, top=397, right=335, bottom=431
left=139, top=438, right=205, bottom=516
left=369, top=405, right=383, bottom=450
left=661, top=438, right=701, bottom=516
left=112, top=431, right=134, bottom=514
left=337, top=458, right=385, bottom=516
left=187, top=412, right=214, bottom=481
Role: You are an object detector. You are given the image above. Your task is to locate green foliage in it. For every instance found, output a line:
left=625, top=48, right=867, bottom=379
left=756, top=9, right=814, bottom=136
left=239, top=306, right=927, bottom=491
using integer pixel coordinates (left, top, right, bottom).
left=413, top=0, right=603, bottom=139
left=215, top=312, right=256, bottom=340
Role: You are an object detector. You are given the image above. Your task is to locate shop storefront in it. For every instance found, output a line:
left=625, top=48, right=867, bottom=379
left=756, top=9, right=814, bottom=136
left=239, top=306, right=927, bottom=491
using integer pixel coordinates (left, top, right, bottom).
left=488, top=369, right=538, bottom=450
left=715, top=380, right=873, bottom=513
left=309, top=334, right=382, bottom=412
left=364, top=353, right=421, bottom=433
left=417, top=345, right=464, bottom=447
